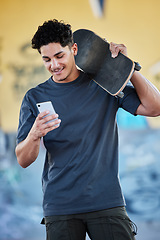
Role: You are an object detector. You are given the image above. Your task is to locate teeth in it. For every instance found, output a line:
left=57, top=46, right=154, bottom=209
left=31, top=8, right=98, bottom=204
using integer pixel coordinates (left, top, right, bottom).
left=54, top=68, right=63, bottom=72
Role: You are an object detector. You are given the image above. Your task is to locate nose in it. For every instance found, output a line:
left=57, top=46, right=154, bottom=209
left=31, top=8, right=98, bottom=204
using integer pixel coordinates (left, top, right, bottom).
left=51, top=58, right=59, bottom=69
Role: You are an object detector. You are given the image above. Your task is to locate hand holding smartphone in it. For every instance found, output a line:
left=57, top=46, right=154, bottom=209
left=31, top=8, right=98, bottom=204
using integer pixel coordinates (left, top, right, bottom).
left=36, top=101, right=60, bottom=126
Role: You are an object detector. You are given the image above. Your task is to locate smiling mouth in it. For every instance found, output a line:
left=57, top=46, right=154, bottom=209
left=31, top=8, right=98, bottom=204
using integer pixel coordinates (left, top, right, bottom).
left=53, top=67, right=64, bottom=74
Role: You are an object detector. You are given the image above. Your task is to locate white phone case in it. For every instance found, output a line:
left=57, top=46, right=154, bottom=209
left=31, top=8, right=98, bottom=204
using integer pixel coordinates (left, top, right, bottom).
left=36, top=101, right=56, bottom=114
left=36, top=101, right=57, bottom=123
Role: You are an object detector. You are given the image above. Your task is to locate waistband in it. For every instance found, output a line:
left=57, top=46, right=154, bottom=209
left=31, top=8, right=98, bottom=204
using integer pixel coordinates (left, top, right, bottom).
left=42, top=206, right=128, bottom=224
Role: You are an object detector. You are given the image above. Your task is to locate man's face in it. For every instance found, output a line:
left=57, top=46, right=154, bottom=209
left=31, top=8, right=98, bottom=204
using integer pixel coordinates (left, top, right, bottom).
left=40, top=42, right=79, bottom=83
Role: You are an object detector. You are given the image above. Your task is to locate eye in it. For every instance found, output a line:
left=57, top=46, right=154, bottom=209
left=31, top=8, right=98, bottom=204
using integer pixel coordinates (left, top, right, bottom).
left=42, top=57, right=50, bottom=63
left=57, top=54, right=64, bottom=59
left=44, top=59, right=50, bottom=62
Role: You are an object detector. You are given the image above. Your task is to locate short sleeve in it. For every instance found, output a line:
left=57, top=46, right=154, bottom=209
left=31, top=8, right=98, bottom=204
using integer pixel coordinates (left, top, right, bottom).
left=118, top=84, right=141, bottom=115
left=16, top=94, right=36, bottom=145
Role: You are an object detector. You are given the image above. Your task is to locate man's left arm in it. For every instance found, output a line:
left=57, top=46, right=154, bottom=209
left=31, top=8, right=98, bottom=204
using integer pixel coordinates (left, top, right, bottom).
left=110, top=42, right=160, bottom=117
left=130, top=71, right=160, bottom=117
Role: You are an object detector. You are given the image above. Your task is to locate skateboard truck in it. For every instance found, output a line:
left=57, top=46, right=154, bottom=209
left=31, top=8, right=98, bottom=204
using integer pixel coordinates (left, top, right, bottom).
left=134, top=61, right=141, bottom=71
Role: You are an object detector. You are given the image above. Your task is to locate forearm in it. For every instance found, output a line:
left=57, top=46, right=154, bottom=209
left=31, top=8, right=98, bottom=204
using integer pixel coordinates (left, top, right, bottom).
left=15, top=133, right=41, bottom=168
left=130, top=71, right=160, bottom=116
left=16, top=111, right=61, bottom=168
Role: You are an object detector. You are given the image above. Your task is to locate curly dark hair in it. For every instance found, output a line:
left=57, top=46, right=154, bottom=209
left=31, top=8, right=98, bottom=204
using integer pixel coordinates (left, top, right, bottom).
left=31, top=19, right=74, bottom=53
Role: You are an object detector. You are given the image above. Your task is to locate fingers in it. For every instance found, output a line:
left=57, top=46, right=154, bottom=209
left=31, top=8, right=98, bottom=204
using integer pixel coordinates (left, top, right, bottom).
left=38, top=112, right=61, bottom=127
left=38, top=111, right=59, bottom=124
left=42, top=117, right=61, bottom=130
left=32, top=111, right=61, bottom=138
left=110, top=42, right=128, bottom=58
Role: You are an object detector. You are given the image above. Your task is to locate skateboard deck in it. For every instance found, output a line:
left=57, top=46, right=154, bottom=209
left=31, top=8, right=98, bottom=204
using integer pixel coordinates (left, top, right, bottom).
left=73, top=29, right=141, bottom=97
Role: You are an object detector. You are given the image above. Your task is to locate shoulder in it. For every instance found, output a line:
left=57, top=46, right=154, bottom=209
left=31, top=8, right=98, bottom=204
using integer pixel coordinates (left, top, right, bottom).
left=25, top=78, right=51, bottom=99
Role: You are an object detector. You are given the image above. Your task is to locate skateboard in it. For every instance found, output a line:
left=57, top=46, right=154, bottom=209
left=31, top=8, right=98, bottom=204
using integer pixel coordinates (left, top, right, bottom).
left=73, top=29, right=141, bottom=97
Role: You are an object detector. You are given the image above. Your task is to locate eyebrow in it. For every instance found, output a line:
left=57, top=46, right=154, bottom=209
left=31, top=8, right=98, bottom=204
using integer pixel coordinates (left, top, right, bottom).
left=42, top=51, right=64, bottom=59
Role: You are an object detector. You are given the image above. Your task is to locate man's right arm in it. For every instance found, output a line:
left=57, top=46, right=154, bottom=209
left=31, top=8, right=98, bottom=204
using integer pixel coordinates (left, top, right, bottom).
left=15, top=111, right=61, bottom=168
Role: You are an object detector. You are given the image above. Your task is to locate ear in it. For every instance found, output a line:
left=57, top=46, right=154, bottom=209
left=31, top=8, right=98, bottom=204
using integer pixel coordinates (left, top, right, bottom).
left=71, top=43, right=78, bottom=56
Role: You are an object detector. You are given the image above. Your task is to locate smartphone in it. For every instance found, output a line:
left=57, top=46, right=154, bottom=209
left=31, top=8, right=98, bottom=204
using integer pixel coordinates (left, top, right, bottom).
left=36, top=101, right=58, bottom=124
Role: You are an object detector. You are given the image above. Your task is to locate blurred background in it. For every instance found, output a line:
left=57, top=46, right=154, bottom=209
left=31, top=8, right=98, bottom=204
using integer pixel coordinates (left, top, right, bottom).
left=0, top=0, right=160, bottom=239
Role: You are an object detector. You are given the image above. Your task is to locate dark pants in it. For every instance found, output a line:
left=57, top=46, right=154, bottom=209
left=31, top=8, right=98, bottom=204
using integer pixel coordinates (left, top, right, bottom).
left=43, top=207, right=137, bottom=240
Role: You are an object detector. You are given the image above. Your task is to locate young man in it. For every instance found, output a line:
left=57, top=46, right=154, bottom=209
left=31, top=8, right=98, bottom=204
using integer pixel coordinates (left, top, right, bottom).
left=15, top=19, right=160, bottom=240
